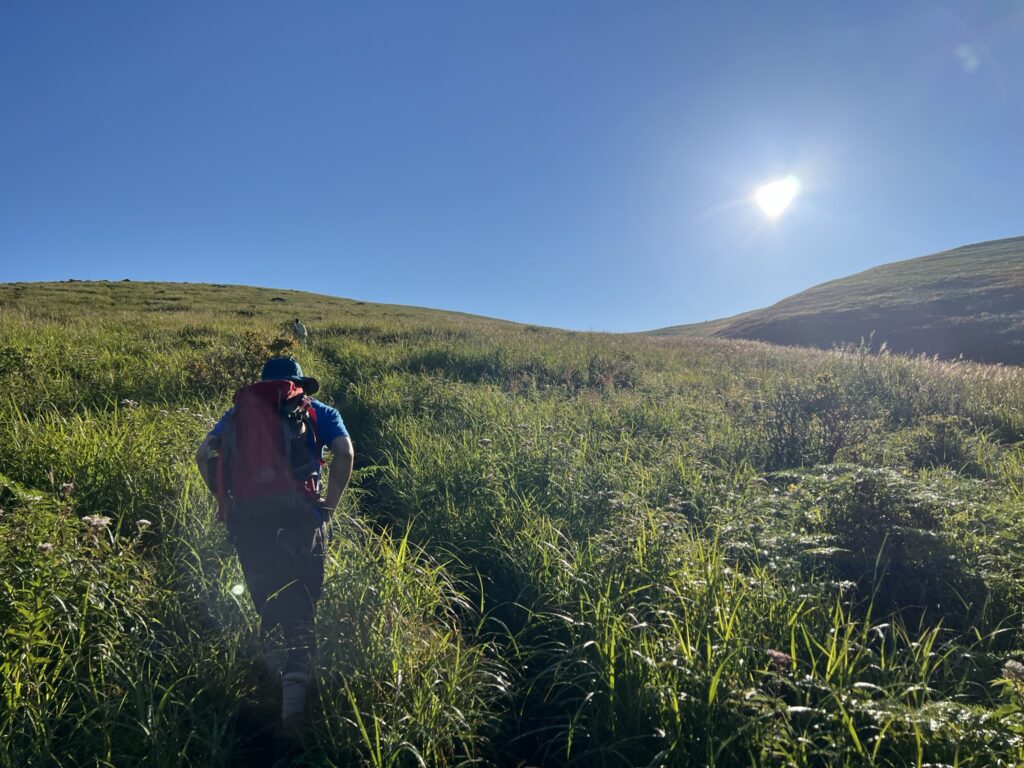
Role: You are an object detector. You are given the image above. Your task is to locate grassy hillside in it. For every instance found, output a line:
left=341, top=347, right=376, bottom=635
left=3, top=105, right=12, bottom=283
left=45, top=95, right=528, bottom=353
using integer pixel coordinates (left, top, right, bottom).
left=2, top=280, right=1024, bottom=766
left=650, top=236, right=1024, bottom=364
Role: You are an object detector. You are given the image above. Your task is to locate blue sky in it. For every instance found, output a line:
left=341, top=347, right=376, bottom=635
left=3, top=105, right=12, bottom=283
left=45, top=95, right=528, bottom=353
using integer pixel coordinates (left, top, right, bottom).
left=2, top=2, right=1022, bottom=331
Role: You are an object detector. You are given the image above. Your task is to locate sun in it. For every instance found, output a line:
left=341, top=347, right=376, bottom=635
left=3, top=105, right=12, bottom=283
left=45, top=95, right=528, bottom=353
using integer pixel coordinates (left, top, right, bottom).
left=754, top=176, right=801, bottom=219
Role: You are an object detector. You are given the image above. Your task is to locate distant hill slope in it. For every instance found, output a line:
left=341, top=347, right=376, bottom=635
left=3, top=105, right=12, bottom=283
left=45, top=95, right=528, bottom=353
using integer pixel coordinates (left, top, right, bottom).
left=649, top=236, right=1024, bottom=364
left=0, top=279, right=518, bottom=330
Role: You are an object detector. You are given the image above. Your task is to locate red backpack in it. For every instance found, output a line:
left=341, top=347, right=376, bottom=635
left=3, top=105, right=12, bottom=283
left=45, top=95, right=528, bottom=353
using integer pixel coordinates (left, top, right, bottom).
left=212, top=380, right=321, bottom=522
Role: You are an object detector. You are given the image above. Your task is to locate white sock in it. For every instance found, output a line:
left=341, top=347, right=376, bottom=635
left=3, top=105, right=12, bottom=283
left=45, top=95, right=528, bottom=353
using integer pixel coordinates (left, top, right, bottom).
left=281, top=671, right=311, bottom=721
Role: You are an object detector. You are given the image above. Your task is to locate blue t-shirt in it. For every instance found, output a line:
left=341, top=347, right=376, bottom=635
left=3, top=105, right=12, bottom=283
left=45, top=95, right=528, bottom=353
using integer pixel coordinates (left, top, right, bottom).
left=208, top=399, right=349, bottom=448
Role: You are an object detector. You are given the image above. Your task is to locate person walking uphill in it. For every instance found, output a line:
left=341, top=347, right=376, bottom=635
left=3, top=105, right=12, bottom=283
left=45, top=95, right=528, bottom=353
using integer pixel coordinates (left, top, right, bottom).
left=195, top=357, right=354, bottom=731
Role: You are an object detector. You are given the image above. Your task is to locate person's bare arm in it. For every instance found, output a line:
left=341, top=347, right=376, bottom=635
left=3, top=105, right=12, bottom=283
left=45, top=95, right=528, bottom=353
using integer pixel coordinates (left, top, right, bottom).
left=321, top=435, right=354, bottom=517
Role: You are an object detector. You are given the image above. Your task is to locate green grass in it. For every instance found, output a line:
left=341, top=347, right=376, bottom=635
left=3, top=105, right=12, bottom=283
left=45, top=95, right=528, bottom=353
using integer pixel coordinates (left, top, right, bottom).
left=1, top=280, right=1023, bottom=766
left=650, top=236, right=1024, bottom=366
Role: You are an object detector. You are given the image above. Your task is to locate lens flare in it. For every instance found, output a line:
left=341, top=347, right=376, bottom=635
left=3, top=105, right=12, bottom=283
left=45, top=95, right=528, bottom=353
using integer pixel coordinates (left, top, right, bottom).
left=755, top=176, right=801, bottom=218
left=231, top=583, right=246, bottom=596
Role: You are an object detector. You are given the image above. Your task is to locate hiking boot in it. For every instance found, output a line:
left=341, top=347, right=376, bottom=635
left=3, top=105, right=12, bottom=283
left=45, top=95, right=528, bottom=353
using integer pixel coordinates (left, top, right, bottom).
left=272, top=726, right=304, bottom=767
left=273, top=706, right=312, bottom=767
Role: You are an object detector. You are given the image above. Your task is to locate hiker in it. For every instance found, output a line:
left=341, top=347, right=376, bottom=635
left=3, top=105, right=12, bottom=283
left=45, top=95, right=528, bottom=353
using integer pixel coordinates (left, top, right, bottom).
left=195, top=357, right=354, bottom=730
left=291, top=318, right=307, bottom=343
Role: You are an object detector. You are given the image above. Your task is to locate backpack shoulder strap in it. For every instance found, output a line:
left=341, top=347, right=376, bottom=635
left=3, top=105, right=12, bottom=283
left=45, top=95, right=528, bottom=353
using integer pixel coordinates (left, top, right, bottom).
left=304, top=398, right=320, bottom=448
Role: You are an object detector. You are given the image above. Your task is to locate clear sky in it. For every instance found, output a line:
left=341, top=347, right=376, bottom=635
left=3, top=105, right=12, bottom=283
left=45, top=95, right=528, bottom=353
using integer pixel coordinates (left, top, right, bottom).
left=2, top=2, right=1022, bottom=331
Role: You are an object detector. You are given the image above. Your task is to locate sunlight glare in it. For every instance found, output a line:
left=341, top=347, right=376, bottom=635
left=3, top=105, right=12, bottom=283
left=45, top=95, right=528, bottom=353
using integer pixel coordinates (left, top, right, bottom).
left=754, top=176, right=801, bottom=219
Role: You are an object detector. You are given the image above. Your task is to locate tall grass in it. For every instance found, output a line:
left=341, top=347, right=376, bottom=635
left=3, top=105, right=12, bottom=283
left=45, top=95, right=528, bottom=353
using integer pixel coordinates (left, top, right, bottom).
left=1, top=281, right=1023, bottom=765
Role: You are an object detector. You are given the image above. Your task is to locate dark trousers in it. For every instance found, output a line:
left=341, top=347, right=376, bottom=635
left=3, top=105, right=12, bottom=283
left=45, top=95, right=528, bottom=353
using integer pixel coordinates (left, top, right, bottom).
left=229, top=501, right=326, bottom=676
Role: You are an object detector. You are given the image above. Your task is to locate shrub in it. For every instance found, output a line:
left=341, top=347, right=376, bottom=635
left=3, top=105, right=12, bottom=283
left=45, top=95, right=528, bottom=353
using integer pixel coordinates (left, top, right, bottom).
left=185, top=331, right=299, bottom=395
left=759, top=373, right=852, bottom=469
left=804, top=466, right=992, bottom=627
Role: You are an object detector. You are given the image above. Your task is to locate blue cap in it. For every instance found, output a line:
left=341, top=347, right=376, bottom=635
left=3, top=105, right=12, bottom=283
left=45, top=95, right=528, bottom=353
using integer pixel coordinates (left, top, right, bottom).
left=260, top=357, right=320, bottom=395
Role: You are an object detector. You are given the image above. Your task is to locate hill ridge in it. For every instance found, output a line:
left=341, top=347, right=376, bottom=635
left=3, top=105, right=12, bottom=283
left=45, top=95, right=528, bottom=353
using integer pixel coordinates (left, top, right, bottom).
left=649, top=236, right=1024, bottom=364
